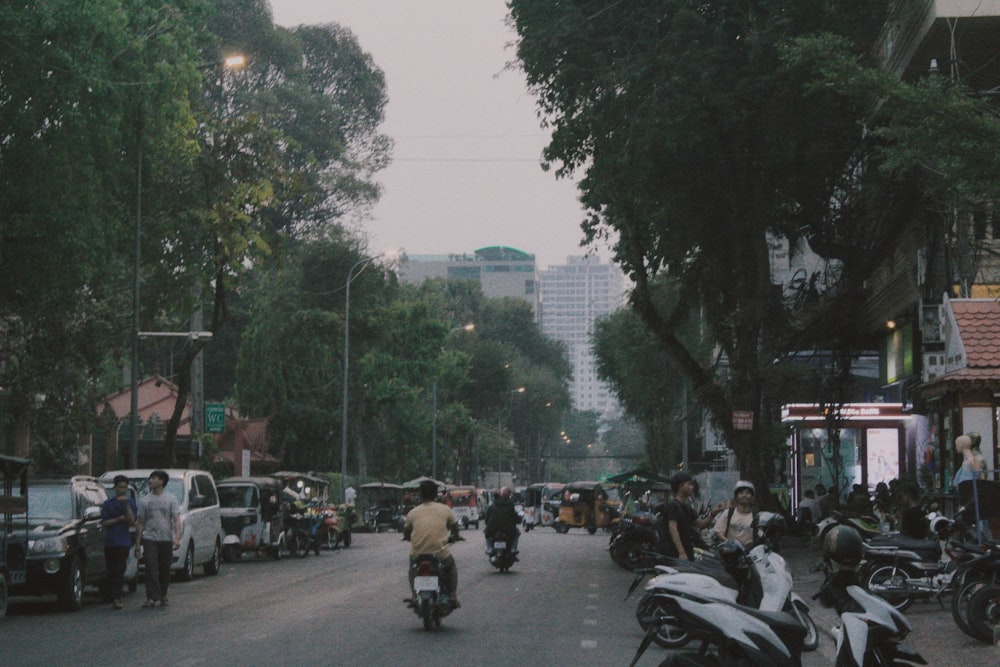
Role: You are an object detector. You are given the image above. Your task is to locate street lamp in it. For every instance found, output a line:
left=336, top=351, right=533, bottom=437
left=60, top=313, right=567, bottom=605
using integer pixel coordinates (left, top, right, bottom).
left=431, top=323, right=474, bottom=481
left=128, top=54, right=245, bottom=469
left=340, top=251, right=400, bottom=500
left=497, top=387, right=525, bottom=487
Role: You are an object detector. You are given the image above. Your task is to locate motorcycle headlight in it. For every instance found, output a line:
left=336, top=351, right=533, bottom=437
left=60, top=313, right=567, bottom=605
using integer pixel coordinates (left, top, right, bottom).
left=29, top=535, right=68, bottom=555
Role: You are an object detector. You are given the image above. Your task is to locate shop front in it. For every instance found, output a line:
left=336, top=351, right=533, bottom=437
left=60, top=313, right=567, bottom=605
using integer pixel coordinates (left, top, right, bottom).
left=783, top=403, right=915, bottom=514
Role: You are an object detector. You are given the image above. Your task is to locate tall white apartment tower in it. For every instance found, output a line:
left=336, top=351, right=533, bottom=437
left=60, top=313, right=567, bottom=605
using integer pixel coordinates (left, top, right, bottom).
left=538, top=256, right=626, bottom=421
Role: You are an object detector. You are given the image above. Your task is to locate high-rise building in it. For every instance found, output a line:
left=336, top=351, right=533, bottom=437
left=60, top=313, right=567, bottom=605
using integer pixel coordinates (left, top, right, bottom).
left=397, top=246, right=537, bottom=313
left=537, top=256, right=626, bottom=421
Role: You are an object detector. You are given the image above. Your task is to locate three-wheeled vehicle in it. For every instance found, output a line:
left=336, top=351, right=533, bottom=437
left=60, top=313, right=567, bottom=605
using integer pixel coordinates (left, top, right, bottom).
left=272, top=471, right=351, bottom=550
left=523, top=482, right=564, bottom=531
left=359, top=482, right=405, bottom=532
left=0, top=455, right=29, bottom=620
left=444, top=485, right=479, bottom=529
left=555, top=481, right=621, bottom=534
left=217, top=477, right=285, bottom=561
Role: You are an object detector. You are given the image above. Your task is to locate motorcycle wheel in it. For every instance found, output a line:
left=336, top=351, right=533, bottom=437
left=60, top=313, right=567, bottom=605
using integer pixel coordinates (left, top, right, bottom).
left=610, top=538, right=649, bottom=571
left=865, top=564, right=914, bottom=612
left=636, top=593, right=690, bottom=649
left=966, top=583, right=1000, bottom=643
left=420, top=598, right=434, bottom=631
left=953, top=577, right=989, bottom=637
left=555, top=521, right=569, bottom=534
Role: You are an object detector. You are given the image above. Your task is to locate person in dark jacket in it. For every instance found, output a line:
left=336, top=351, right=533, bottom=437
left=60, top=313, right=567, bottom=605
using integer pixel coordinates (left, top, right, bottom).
left=484, top=486, right=520, bottom=555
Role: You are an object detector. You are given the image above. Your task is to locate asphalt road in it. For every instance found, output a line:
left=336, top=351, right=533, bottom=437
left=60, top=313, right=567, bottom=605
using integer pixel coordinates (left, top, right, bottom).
left=7, top=529, right=1000, bottom=666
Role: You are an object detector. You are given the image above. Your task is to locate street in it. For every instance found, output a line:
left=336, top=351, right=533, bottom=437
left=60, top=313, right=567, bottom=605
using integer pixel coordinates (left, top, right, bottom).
left=3, top=529, right=1000, bottom=666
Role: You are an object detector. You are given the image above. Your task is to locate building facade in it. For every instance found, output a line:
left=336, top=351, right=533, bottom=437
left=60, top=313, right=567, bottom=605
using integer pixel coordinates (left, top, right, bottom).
left=397, top=246, right=538, bottom=314
left=537, top=256, right=626, bottom=422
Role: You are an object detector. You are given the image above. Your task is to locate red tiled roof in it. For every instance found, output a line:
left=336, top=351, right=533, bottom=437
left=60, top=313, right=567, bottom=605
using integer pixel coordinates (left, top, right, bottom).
left=952, top=299, right=1000, bottom=373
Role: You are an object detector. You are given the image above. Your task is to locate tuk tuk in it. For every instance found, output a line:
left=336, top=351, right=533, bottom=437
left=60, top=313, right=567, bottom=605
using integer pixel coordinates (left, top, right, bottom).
left=555, top=481, right=622, bottom=534
left=0, top=455, right=29, bottom=620
left=523, top=482, right=564, bottom=531
left=272, top=471, right=351, bottom=549
left=358, top=482, right=405, bottom=532
left=444, top=485, right=479, bottom=529
left=217, top=477, right=285, bottom=561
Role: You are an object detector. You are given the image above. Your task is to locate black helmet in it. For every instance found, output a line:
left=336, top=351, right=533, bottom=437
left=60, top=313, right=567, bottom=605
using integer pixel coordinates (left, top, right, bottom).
left=717, top=539, right=745, bottom=566
left=823, top=525, right=864, bottom=571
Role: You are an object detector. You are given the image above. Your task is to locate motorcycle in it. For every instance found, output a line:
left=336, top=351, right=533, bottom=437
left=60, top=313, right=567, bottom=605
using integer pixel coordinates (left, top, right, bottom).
left=406, top=555, right=457, bottom=630
left=859, top=516, right=980, bottom=612
left=629, top=512, right=819, bottom=652
left=950, top=540, right=1000, bottom=638
left=816, top=510, right=882, bottom=543
left=488, top=528, right=518, bottom=573
left=609, top=509, right=660, bottom=571
left=814, top=564, right=928, bottom=667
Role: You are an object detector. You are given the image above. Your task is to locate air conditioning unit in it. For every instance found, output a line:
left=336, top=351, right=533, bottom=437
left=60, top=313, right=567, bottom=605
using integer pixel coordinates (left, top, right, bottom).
left=922, top=352, right=947, bottom=382
left=921, top=305, right=943, bottom=344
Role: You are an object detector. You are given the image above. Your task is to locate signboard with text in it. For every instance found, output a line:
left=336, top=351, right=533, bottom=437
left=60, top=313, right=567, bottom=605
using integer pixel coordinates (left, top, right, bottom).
left=205, top=403, right=226, bottom=433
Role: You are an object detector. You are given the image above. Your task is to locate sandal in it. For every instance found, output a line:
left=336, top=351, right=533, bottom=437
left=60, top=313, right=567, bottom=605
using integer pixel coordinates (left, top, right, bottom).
left=141, top=600, right=157, bottom=609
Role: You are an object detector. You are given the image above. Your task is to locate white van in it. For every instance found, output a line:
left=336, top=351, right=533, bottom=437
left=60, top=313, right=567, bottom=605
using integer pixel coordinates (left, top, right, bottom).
left=99, top=469, right=224, bottom=581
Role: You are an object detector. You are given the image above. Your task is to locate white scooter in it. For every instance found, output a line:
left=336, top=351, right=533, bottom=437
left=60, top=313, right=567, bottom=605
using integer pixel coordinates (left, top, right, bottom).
left=629, top=512, right=818, bottom=651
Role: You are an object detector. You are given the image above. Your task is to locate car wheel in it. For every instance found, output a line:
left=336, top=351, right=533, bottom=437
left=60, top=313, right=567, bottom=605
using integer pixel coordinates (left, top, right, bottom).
left=203, top=540, right=221, bottom=576
left=58, top=556, right=84, bottom=612
left=555, top=521, right=569, bottom=534
left=176, top=543, right=195, bottom=582
left=0, top=575, right=8, bottom=619
left=222, top=544, right=239, bottom=563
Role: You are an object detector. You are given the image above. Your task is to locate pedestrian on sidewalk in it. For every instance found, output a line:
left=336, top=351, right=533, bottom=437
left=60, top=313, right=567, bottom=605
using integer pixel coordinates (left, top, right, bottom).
left=135, top=470, right=181, bottom=608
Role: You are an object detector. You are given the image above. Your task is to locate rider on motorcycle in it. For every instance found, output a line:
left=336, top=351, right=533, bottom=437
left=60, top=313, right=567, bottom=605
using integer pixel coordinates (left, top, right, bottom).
left=403, top=480, right=461, bottom=607
left=484, top=486, right=520, bottom=556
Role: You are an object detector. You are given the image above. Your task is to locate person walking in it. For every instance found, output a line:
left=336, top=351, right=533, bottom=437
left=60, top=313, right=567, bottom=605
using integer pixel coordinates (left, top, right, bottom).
left=101, top=475, right=136, bottom=610
left=135, top=470, right=181, bottom=608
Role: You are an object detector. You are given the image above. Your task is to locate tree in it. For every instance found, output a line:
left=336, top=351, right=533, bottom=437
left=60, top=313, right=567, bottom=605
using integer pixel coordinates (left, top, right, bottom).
left=508, top=1, right=916, bottom=501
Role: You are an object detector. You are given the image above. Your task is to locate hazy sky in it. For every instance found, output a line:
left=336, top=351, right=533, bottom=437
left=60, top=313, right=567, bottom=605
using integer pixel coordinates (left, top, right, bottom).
left=270, top=0, right=604, bottom=269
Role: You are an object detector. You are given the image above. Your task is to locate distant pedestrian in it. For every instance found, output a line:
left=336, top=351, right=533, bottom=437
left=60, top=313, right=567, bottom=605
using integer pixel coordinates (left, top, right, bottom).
left=135, top=470, right=181, bottom=608
left=101, top=475, right=136, bottom=610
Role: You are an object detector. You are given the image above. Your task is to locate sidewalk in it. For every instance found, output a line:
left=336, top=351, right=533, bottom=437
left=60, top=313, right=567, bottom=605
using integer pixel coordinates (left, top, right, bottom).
left=780, top=538, right=1000, bottom=666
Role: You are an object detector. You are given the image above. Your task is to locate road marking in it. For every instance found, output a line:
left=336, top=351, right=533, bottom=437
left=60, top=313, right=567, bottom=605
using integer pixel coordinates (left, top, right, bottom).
left=587, top=593, right=599, bottom=599
left=589, top=583, right=599, bottom=587
left=581, top=640, right=598, bottom=649
left=583, top=619, right=597, bottom=626
left=585, top=604, right=597, bottom=610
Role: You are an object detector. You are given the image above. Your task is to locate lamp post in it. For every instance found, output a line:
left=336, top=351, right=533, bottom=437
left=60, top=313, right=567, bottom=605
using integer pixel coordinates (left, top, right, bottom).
left=128, top=54, right=245, bottom=470
left=340, top=254, right=386, bottom=500
left=496, top=387, right=525, bottom=487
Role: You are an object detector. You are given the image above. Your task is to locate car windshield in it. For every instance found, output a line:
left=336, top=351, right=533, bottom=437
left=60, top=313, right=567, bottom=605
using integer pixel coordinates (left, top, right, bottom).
left=219, top=485, right=256, bottom=509
left=27, top=484, right=73, bottom=522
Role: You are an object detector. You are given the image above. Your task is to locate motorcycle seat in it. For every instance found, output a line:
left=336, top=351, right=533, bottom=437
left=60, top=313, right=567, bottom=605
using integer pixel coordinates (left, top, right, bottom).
left=865, top=535, right=940, bottom=561
left=660, top=557, right=739, bottom=589
left=735, top=605, right=808, bottom=641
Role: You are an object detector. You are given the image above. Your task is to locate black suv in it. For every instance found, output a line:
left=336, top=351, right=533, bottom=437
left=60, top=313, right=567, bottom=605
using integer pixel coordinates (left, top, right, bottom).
left=9, top=476, right=108, bottom=611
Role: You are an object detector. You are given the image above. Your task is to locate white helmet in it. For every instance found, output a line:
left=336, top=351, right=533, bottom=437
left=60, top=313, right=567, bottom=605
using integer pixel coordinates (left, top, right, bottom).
left=734, top=480, right=755, bottom=496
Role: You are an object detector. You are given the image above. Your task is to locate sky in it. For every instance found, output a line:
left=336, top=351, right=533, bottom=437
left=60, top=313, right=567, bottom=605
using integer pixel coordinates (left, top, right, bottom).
left=270, top=0, right=605, bottom=270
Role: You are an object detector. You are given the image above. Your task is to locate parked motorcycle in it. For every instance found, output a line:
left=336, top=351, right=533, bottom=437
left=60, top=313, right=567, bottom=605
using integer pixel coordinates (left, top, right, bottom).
left=406, top=554, right=457, bottom=630
left=950, top=540, right=1000, bottom=638
left=609, top=509, right=660, bottom=571
left=816, top=509, right=882, bottom=543
left=629, top=512, right=818, bottom=652
left=488, top=528, right=518, bottom=573
left=859, top=516, right=980, bottom=612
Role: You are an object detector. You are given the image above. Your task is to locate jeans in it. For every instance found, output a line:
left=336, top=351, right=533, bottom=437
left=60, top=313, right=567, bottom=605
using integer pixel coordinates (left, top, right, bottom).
left=143, top=541, right=173, bottom=601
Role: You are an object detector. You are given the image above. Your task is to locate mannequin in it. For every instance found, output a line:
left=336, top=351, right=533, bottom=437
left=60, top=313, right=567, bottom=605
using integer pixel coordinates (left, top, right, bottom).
left=953, top=434, right=985, bottom=489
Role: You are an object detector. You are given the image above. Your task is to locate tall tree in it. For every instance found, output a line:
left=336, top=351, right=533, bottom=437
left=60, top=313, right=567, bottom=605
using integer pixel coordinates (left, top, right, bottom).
left=508, top=0, right=900, bottom=498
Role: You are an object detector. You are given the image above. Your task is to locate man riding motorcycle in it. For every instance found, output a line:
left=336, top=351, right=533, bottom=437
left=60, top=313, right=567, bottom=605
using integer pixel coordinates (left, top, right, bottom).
left=403, top=480, right=461, bottom=608
left=484, top=486, right=520, bottom=556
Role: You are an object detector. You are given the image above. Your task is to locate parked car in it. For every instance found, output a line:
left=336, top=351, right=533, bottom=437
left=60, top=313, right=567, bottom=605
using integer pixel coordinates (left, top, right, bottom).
left=99, top=469, right=224, bottom=582
left=9, top=476, right=109, bottom=611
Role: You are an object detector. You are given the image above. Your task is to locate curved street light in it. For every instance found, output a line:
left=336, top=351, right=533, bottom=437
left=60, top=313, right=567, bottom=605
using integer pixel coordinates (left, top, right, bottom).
left=340, top=250, right=401, bottom=500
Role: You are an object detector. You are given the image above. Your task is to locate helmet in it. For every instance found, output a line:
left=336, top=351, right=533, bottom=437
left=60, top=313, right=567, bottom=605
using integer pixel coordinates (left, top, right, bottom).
left=734, top=480, right=755, bottom=496
left=823, top=525, right=864, bottom=571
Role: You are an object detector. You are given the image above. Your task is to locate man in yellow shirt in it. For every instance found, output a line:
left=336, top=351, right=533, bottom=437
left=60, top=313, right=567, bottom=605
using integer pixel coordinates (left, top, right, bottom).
left=403, top=480, right=461, bottom=606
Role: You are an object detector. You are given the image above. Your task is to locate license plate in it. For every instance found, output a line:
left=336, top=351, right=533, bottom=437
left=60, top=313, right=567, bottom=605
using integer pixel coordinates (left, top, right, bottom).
left=493, top=541, right=507, bottom=550
left=414, top=576, right=439, bottom=592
